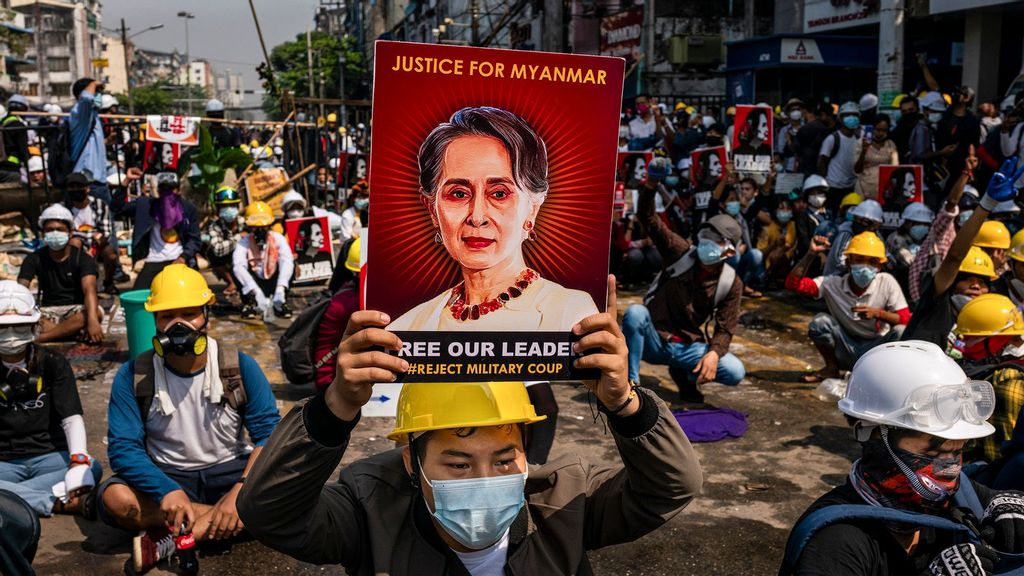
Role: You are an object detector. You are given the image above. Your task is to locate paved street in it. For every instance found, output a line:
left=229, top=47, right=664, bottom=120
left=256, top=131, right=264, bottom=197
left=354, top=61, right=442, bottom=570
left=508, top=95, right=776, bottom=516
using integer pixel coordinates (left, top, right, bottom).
left=33, top=281, right=854, bottom=575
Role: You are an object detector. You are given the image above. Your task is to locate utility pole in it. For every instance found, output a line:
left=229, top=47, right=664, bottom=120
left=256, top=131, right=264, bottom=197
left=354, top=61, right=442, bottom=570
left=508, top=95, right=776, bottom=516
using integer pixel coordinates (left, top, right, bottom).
left=877, top=0, right=905, bottom=110
left=643, top=0, right=655, bottom=93
left=177, top=11, right=195, bottom=115
left=470, top=0, right=479, bottom=46
left=306, top=30, right=314, bottom=99
left=121, top=19, right=134, bottom=115
left=34, top=1, right=48, bottom=102
left=339, top=51, right=346, bottom=125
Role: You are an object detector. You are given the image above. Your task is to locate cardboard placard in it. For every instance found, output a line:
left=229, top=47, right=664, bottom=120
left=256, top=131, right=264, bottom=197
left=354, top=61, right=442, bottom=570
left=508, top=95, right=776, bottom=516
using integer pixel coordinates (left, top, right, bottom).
left=366, top=40, right=624, bottom=382
left=284, top=216, right=335, bottom=283
left=244, top=167, right=290, bottom=213
left=690, top=146, right=727, bottom=210
left=732, top=105, right=774, bottom=173
left=878, top=164, right=923, bottom=228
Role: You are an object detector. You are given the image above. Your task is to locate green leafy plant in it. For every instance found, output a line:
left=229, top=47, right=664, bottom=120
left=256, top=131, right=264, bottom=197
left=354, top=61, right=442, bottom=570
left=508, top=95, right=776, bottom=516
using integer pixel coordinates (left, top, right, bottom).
left=177, top=124, right=252, bottom=211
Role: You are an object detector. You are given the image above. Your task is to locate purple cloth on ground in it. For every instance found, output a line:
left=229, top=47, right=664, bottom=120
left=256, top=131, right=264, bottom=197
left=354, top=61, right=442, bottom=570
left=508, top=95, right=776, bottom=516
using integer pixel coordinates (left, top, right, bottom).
left=672, top=408, right=748, bottom=442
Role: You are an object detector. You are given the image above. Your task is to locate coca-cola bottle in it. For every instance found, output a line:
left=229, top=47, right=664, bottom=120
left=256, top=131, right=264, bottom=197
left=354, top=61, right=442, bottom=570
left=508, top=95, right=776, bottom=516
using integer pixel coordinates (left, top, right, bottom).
left=174, top=522, right=199, bottom=575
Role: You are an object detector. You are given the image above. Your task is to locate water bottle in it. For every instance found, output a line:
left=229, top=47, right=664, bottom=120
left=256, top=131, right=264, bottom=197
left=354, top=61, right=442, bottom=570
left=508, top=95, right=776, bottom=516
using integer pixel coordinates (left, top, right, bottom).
left=174, top=522, right=199, bottom=575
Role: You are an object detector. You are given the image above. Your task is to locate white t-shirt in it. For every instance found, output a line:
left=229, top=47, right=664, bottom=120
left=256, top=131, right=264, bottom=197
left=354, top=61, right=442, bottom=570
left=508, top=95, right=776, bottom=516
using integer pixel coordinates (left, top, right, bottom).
left=148, top=227, right=184, bottom=263
left=628, top=116, right=656, bottom=140
left=452, top=529, right=509, bottom=576
left=71, top=204, right=95, bottom=235
left=813, top=272, right=907, bottom=339
left=820, top=131, right=860, bottom=189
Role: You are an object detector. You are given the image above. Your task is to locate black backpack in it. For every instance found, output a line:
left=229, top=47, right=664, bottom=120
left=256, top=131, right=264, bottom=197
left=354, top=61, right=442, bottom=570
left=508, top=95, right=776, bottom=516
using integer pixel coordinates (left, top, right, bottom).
left=277, top=289, right=351, bottom=385
left=47, top=121, right=76, bottom=188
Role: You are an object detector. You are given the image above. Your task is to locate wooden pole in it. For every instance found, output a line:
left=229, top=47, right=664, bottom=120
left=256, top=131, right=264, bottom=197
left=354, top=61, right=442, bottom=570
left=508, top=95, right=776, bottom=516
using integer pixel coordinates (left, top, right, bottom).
left=236, top=110, right=297, bottom=183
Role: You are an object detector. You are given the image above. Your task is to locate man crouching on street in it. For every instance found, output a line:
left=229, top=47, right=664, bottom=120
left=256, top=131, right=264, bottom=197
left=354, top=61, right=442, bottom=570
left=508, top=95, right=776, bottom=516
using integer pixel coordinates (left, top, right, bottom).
left=237, top=276, right=703, bottom=574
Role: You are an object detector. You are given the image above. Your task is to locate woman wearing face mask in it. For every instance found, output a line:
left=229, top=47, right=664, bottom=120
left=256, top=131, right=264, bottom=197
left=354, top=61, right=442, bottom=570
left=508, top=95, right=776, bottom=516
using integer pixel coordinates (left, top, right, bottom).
left=280, top=189, right=344, bottom=237
left=781, top=341, right=1024, bottom=576
left=787, top=232, right=910, bottom=382
left=777, top=98, right=805, bottom=173
left=112, top=171, right=202, bottom=290
left=0, top=281, right=104, bottom=519
left=854, top=115, right=899, bottom=201
left=794, top=176, right=833, bottom=264
left=233, top=201, right=295, bottom=320
left=953, top=295, right=1024, bottom=468
left=339, top=179, right=369, bottom=243
left=757, top=197, right=798, bottom=286
left=886, top=202, right=934, bottom=295
left=202, top=186, right=244, bottom=297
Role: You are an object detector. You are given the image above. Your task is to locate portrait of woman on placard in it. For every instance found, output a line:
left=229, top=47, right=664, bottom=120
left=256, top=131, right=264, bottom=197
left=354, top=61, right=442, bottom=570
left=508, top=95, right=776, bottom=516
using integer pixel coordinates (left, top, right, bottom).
left=387, top=106, right=599, bottom=332
left=693, top=148, right=724, bottom=191
left=882, top=167, right=919, bottom=212
left=734, top=107, right=772, bottom=157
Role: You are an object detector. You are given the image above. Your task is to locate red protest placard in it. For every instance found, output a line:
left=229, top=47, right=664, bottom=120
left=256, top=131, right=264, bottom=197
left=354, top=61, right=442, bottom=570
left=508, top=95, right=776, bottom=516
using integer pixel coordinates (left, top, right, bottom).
left=732, top=105, right=773, bottom=173
left=878, top=164, right=924, bottom=228
left=284, top=216, right=335, bottom=283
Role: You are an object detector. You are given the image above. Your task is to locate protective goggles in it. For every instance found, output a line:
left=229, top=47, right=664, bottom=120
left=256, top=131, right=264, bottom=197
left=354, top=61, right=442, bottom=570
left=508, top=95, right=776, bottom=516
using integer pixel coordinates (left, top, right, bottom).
left=882, top=380, right=995, bottom=430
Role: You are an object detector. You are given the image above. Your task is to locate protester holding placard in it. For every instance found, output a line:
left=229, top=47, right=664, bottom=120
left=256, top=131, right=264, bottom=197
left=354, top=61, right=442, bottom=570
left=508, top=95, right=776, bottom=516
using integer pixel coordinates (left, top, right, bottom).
left=732, top=105, right=773, bottom=173
left=233, top=202, right=294, bottom=320
left=853, top=114, right=899, bottom=201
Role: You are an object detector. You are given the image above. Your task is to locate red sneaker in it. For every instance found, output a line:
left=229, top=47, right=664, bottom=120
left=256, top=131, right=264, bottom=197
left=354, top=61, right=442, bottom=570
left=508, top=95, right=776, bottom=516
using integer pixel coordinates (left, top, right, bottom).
left=132, top=528, right=175, bottom=573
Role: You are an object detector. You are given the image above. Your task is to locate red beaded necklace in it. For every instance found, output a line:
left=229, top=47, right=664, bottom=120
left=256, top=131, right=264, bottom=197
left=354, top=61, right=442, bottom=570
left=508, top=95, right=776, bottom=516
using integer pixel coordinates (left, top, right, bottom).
left=448, top=268, right=539, bottom=321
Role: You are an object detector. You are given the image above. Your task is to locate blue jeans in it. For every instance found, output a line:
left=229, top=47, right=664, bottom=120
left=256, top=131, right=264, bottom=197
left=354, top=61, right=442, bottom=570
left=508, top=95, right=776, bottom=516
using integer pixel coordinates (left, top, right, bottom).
left=0, top=451, right=103, bottom=516
left=727, top=248, right=765, bottom=288
left=622, top=304, right=745, bottom=385
left=807, top=313, right=905, bottom=371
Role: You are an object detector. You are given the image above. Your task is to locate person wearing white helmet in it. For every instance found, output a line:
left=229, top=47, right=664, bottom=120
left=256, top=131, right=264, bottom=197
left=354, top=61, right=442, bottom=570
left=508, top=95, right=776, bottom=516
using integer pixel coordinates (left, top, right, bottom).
left=205, top=98, right=240, bottom=148
left=824, top=198, right=883, bottom=276
left=781, top=340, right=1024, bottom=576
left=26, top=155, right=46, bottom=186
left=0, top=94, right=30, bottom=183
left=794, top=175, right=833, bottom=262
left=281, top=188, right=343, bottom=236
left=903, top=159, right=1024, bottom=348
left=17, top=203, right=104, bottom=343
left=907, top=156, right=980, bottom=303
left=886, top=202, right=935, bottom=288
left=817, top=101, right=862, bottom=212
left=0, top=280, right=104, bottom=518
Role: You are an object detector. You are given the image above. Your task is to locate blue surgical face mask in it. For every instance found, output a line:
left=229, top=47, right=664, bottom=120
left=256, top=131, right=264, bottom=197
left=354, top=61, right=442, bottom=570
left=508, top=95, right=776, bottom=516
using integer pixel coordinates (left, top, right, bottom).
left=93, top=92, right=103, bottom=109
left=664, top=175, right=680, bottom=187
left=909, top=224, right=930, bottom=242
left=846, top=211, right=856, bottom=223
left=958, top=210, right=973, bottom=227
left=890, top=110, right=902, bottom=124
left=928, top=112, right=943, bottom=125
left=775, top=210, right=793, bottom=223
left=219, top=207, right=239, bottom=222
left=843, top=116, right=861, bottom=130
left=697, top=238, right=726, bottom=265
left=44, top=230, right=69, bottom=251
left=354, top=197, right=369, bottom=210
left=850, top=264, right=878, bottom=288
left=422, top=470, right=527, bottom=550
left=725, top=201, right=741, bottom=216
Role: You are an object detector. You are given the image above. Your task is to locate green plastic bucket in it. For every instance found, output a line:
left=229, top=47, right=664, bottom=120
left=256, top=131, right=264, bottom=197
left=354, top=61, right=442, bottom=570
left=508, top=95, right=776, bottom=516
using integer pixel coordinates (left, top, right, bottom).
left=120, top=290, right=156, bottom=358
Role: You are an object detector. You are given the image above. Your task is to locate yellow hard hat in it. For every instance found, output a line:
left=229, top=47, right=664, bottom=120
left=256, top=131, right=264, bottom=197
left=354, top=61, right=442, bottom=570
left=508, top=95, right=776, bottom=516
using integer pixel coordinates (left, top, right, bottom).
left=685, top=106, right=696, bottom=116
left=956, top=293, right=1024, bottom=337
left=1009, top=229, right=1024, bottom=263
left=943, top=93, right=952, bottom=106
left=959, top=246, right=998, bottom=279
left=244, top=201, right=275, bottom=227
left=843, top=232, right=888, bottom=264
left=840, top=192, right=864, bottom=209
left=345, top=237, right=360, bottom=273
left=973, top=220, right=1011, bottom=249
left=891, top=94, right=905, bottom=108
left=387, top=382, right=546, bottom=442
left=774, top=105, right=782, bottom=114
left=726, top=106, right=736, bottom=115
left=249, top=139, right=259, bottom=148
left=327, top=113, right=337, bottom=123
left=145, top=264, right=215, bottom=312
left=674, top=102, right=686, bottom=111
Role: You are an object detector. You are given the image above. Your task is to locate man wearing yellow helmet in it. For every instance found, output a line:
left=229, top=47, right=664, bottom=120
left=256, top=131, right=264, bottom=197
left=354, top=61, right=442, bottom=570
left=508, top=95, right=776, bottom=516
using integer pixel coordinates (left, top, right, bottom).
left=203, top=185, right=244, bottom=297
left=238, top=277, right=702, bottom=573
left=787, top=232, right=910, bottom=382
left=232, top=201, right=295, bottom=319
left=98, top=264, right=280, bottom=572
left=903, top=160, right=1024, bottom=348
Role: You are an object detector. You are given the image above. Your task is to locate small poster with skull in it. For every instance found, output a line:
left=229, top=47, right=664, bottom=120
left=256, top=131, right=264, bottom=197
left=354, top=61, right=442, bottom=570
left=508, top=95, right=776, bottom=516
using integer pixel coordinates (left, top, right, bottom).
left=285, top=216, right=335, bottom=283
left=689, top=146, right=726, bottom=210
left=878, top=164, right=923, bottom=229
left=731, top=105, right=773, bottom=173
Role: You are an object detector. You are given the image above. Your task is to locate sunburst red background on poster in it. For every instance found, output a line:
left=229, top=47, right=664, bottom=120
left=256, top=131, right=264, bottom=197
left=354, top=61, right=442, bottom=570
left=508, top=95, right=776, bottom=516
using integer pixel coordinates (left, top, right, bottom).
left=366, top=41, right=625, bottom=321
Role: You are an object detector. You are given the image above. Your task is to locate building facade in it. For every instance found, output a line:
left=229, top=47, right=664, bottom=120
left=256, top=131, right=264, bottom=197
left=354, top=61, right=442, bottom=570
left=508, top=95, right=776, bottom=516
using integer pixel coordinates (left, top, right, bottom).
left=11, top=0, right=103, bottom=106
left=0, top=7, right=34, bottom=97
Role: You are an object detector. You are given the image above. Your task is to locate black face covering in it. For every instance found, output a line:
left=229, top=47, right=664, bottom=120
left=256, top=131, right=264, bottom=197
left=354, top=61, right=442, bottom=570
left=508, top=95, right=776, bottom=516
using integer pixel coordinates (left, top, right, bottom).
left=852, top=221, right=869, bottom=236
left=706, top=137, right=724, bottom=147
left=153, top=322, right=207, bottom=357
left=253, top=228, right=269, bottom=246
left=69, top=189, right=88, bottom=202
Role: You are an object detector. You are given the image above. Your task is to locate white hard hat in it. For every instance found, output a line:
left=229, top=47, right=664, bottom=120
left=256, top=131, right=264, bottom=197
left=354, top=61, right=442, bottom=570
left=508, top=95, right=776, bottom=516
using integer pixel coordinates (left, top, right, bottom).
left=328, top=157, right=339, bottom=169
left=0, top=280, right=40, bottom=325
left=921, top=91, right=947, bottom=112
left=281, top=190, right=306, bottom=210
left=858, top=93, right=879, bottom=112
left=37, top=203, right=74, bottom=229
left=27, top=156, right=44, bottom=173
left=1001, top=95, right=1017, bottom=113
left=838, top=101, right=860, bottom=116
left=356, top=122, right=366, bottom=130
left=272, top=146, right=283, bottom=156
left=901, top=202, right=934, bottom=224
left=850, top=199, right=883, bottom=223
left=802, top=174, right=829, bottom=191
left=993, top=199, right=1021, bottom=215
left=7, top=94, right=28, bottom=108
left=44, top=103, right=62, bottom=114
left=839, top=340, right=995, bottom=440
left=99, top=94, right=118, bottom=110
left=205, top=99, right=225, bottom=112
left=963, top=184, right=979, bottom=199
